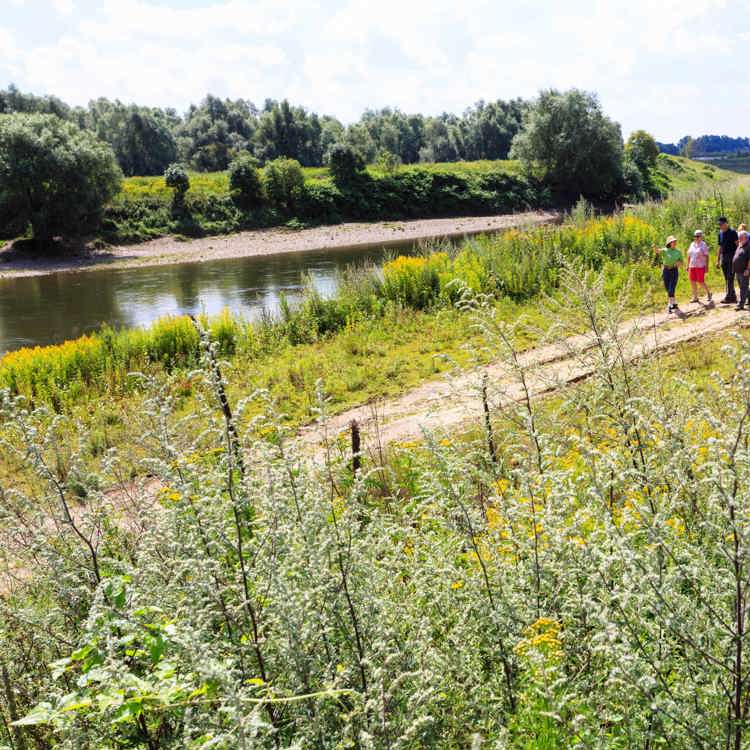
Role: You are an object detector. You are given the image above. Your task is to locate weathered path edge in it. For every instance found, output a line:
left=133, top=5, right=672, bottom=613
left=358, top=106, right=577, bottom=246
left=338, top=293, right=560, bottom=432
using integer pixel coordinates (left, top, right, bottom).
left=300, top=303, right=748, bottom=453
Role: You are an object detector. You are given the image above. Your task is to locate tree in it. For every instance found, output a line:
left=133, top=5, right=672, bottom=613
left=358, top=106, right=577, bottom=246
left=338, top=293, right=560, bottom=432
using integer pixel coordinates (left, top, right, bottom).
left=510, top=89, right=624, bottom=199
left=681, top=136, right=695, bottom=159
left=86, top=100, right=178, bottom=176
left=0, top=113, right=122, bottom=248
left=228, top=154, right=263, bottom=209
left=328, top=143, right=366, bottom=187
left=625, top=130, right=659, bottom=173
left=262, top=157, right=304, bottom=211
left=177, top=95, right=257, bottom=171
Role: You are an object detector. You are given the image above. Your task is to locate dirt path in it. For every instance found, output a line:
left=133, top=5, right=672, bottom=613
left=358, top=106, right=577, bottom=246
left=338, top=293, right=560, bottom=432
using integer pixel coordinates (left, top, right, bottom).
left=299, top=302, right=748, bottom=454
left=0, top=211, right=558, bottom=279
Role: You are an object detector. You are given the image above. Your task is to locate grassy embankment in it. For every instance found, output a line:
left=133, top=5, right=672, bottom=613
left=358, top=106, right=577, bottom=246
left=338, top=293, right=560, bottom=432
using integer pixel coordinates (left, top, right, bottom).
left=100, top=154, right=730, bottom=244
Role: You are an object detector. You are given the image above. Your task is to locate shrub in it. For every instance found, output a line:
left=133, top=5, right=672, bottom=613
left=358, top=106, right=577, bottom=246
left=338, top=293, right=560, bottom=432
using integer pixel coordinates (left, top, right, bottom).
left=0, top=113, right=122, bottom=248
left=328, top=143, right=367, bottom=187
left=228, top=153, right=263, bottom=209
left=262, top=157, right=304, bottom=212
left=164, top=162, right=190, bottom=214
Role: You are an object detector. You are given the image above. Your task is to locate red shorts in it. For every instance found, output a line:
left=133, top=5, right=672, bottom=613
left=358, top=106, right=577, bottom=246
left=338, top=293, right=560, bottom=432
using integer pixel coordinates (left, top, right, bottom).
left=688, top=267, right=706, bottom=282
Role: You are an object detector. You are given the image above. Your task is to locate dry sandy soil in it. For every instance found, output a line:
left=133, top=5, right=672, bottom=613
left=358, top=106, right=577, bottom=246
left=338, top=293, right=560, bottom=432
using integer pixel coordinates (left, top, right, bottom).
left=0, top=211, right=558, bottom=279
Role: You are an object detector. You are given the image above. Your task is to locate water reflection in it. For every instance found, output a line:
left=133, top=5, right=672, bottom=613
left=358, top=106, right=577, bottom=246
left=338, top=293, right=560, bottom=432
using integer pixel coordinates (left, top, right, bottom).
left=0, top=240, right=424, bottom=354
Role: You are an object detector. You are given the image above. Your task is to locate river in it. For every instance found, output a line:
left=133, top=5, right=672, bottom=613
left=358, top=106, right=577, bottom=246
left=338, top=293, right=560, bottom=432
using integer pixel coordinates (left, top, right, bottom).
left=0, top=240, right=428, bottom=355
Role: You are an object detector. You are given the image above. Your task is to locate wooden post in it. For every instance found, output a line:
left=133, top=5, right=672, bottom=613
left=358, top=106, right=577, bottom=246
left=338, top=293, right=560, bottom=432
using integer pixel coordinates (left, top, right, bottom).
left=351, top=419, right=361, bottom=475
left=482, top=373, right=497, bottom=465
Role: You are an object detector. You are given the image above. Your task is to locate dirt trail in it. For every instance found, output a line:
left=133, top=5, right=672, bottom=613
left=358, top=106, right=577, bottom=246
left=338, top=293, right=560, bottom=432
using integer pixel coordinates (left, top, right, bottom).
left=299, top=302, right=748, bottom=453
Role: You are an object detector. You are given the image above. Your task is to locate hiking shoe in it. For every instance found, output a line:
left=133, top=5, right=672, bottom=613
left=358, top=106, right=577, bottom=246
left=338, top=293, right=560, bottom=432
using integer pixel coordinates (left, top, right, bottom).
left=667, top=304, right=674, bottom=314
left=736, top=304, right=745, bottom=311
left=690, top=297, right=699, bottom=303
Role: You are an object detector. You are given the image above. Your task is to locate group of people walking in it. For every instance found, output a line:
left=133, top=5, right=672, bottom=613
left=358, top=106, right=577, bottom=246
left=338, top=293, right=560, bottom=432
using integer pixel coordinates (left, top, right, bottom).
left=655, top=218, right=750, bottom=313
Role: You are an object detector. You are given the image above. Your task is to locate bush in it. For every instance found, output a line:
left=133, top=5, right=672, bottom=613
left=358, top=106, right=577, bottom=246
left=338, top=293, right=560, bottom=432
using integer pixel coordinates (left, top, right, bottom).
left=164, top=162, right=189, bottom=196
left=228, top=154, right=263, bottom=209
left=262, top=157, right=304, bottom=212
left=328, top=143, right=367, bottom=187
left=0, top=113, right=122, bottom=248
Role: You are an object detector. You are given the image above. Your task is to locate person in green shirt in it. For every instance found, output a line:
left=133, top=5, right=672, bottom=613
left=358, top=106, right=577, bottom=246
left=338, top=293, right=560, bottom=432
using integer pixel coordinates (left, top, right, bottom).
left=654, top=235, right=683, bottom=314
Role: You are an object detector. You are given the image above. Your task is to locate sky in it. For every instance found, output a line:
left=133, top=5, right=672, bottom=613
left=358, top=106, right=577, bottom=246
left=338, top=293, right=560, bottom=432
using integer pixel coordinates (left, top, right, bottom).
left=0, top=0, right=748, bottom=142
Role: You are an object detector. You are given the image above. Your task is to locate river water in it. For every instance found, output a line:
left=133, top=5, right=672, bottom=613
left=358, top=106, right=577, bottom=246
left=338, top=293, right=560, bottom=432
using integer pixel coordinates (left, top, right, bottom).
left=0, top=239, right=431, bottom=355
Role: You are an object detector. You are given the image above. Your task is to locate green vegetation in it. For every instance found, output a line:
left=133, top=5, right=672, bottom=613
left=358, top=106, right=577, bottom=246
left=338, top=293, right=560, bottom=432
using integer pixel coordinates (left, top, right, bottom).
left=511, top=89, right=625, bottom=198
left=0, top=112, right=122, bottom=247
left=0, top=84, right=741, bottom=248
left=6, top=271, right=750, bottom=747
left=102, top=158, right=546, bottom=244
left=5, top=182, right=750, bottom=423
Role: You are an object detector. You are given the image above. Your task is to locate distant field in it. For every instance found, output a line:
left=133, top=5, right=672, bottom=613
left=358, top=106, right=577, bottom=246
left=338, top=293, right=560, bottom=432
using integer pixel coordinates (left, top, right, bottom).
left=696, top=154, right=750, bottom=174
left=120, top=160, right=520, bottom=200
left=119, top=155, right=737, bottom=203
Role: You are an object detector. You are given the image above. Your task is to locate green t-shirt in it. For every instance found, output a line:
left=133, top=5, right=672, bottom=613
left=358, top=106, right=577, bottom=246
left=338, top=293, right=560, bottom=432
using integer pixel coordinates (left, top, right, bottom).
left=660, top=246, right=683, bottom=268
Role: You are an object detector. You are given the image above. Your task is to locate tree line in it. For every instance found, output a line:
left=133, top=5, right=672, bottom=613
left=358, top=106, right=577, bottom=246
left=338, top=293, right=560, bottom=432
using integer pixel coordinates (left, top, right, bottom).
left=0, top=84, right=528, bottom=176
left=0, top=87, right=665, bottom=250
left=657, top=134, right=750, bottom=157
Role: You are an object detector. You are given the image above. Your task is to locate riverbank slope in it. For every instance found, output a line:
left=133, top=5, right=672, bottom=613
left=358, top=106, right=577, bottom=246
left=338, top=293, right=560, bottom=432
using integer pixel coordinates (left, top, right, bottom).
left=0, top=211, right=558, bottom=279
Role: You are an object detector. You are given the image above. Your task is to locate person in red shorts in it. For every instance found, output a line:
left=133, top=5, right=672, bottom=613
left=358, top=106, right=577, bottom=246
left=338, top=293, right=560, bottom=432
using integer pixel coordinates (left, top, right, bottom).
left=686, top=229, right=712, bottom=304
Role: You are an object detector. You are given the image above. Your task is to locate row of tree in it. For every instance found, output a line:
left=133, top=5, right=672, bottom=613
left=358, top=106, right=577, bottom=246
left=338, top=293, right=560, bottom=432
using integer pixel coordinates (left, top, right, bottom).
left=0, top=88, right=663, bottom=250
left=0, top=85, right=528, bottom=175
left=657, top=134, right=750, bottom=157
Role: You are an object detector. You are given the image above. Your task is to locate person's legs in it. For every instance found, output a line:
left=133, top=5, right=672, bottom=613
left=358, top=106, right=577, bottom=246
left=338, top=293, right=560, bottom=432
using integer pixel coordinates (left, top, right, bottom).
left=663, top=267, right=678, bottom=309
left=738, top=273, right=749, bottom=309
left=723, top=255, right=737, bottom=302
left=690, top=276, right=698, bottom=301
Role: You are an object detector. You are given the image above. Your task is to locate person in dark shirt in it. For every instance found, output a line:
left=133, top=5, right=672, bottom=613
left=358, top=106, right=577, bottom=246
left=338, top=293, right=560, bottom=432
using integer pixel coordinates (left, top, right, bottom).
left=734, top=230, right=750, bottom=310
left=717, top=217, right=739, bottom=303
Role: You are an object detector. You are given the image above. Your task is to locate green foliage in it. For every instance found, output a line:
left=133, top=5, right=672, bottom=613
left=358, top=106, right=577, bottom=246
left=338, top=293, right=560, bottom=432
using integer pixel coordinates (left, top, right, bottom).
left=0, top=113, right=122, bottom=247
left=228, top=154, right=263, bottom=209
left=176, top=94, right=256, bottom=171
left=262, top=157, right=305, bottom=211
left=374, top=148, right=401, bottom=176
left=511, top=88, right=624, bottom=199
left=163, top=162, right=189, bottom=196
left=86, top=99, right=179, bottom=177
left=328, top=143, right=367, bottom=187
left=9, top=278, right=750, bottom=748
left=626, top=129, right=660, bottom=173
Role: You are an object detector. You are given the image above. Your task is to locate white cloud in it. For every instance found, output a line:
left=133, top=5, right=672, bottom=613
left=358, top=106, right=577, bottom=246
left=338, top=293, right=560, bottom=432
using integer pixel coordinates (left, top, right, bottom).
left=0, top=0, right=746, bottom=140
left=52, top=0, right=75, bottom=15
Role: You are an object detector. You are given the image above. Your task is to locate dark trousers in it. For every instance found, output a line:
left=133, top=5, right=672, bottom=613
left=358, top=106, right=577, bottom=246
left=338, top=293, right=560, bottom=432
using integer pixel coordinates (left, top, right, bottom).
left=662, top=267, right=678, bottom=297
left=736, top=272, right=749, bottom=307
left=722, top=254, right=737, bottom=301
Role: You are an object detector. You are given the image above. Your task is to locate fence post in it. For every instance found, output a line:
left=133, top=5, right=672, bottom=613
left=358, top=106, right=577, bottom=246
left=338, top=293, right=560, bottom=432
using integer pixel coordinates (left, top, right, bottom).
left=482, top=373, right=497, bottom=465
left=351, top=419, right=361, bottom=475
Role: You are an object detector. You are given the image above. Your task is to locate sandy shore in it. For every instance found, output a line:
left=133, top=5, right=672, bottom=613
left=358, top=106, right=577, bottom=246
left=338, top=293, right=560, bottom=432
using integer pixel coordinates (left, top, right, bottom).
left=0, top=211, right=559, bottom=280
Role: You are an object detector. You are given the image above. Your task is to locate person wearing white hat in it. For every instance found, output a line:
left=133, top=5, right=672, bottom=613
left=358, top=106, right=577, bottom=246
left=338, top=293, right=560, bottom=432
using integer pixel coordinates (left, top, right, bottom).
left=654, top=236, right=683, bottom=314
left=686, top=229, right=712, bottom=304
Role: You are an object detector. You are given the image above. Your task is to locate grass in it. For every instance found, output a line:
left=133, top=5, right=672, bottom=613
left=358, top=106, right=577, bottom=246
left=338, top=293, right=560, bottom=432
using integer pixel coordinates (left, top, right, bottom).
left=116, top=155, right=735, bottom=204
left=119, top=160, right=521, bottom=200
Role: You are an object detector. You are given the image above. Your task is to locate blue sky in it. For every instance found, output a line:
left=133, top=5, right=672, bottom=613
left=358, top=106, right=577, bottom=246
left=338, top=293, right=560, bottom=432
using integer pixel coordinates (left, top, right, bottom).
left=0, top=0, right=747, bottom=141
